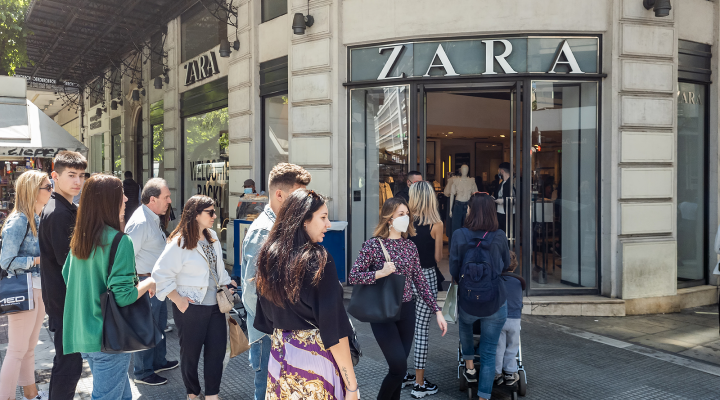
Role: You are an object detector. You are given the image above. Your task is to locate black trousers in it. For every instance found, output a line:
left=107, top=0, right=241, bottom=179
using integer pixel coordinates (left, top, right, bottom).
left=48, top=316, right=83, bottom=400
left=497, top=212, right=507, bottom=234
left=370, top=301, right=416, bottom=400
left=173, top=303, right=227, bottom=396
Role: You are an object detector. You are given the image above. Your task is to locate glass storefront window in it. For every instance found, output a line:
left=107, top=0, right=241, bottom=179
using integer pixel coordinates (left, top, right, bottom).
left=677, top=82, right=707, bottom=286
left=183, top=107, right=229, bottom=260
left=350, top=86, right=410, bottom=260
left=263, top=94, right=288, bottom=189
left=181, top=2, right=227, bottom=62
left=90, top=134, right=104, bottom=174
left=111, top=117, right=122, bottom=178
left=530, top=81, right=598, bottom=289
left=152, top=123, right=164, bottom=178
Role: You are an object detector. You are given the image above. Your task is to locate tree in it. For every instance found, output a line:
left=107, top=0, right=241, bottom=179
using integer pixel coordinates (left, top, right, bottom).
left=0, top=0, right=31, bottom=75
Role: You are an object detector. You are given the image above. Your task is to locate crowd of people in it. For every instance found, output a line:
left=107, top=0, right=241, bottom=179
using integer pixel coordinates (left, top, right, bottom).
left=0, top=153, right=519, bottom=400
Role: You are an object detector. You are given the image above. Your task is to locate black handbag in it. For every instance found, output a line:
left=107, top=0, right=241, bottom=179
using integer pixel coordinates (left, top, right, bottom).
left=0, top=222, right=36, bottom=315
left=100, top=232, right=163, bottom=354
left=347, top=239, right=406, bottom=323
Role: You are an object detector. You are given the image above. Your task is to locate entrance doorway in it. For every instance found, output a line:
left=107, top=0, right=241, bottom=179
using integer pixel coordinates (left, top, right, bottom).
left=349, top=80, right=600, bottom=295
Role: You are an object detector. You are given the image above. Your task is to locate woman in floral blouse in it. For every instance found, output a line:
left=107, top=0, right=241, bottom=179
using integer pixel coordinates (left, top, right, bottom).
left=349, top=197, right=447, bottom=400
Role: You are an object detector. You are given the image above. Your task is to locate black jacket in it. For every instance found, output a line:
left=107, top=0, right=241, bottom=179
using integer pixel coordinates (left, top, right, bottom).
left=394, top=186, right=410, bottom=203
left=39, top=193, right=77, bottom=328
left=123, top=178, right=141, bottom=222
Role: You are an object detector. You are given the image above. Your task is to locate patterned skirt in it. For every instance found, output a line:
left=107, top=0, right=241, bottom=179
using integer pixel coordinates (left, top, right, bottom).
left=266, top=329, right=346, bottom=400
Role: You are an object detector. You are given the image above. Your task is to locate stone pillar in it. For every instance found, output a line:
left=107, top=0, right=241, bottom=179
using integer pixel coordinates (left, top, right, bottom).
left=615, top=0, right=678, bottom=299
left=163, top=18, right=181, bottom=207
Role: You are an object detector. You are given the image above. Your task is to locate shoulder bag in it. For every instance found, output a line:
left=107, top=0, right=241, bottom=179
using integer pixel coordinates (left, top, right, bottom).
left=347, top=238, right=406, bottom=323
left=0, top=223, right=35, bottom=315
left=101, top=232, right=163, bottom=353
left=204, top=245, right=234, bottom=314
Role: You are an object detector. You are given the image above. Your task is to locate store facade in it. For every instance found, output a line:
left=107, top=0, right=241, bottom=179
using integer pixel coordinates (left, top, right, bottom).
left=72, top=0, right=720, bottom=315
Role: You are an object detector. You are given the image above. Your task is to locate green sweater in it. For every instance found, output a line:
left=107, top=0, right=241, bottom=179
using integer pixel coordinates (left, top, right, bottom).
left=62, top=226, right=139, bottom=354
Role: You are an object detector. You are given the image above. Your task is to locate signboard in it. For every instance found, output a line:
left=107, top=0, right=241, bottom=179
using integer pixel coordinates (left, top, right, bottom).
left=350, top=37, right=599, bottom=82
left=183, top=50, right=221, bottom=86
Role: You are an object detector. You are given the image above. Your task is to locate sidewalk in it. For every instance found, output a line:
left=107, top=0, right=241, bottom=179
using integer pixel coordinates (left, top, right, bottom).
left=1, top=303, right=719, bottom=399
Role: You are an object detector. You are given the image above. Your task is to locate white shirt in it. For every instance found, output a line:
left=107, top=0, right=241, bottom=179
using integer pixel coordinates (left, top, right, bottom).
left=125, top=204, right=167, bottom=275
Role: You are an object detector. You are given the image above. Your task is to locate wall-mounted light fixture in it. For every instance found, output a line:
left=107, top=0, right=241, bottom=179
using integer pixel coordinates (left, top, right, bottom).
left=132, top=89, right=140, bottom=101
left=154, top=76, right=164, bottom=89
left=292, top=0, right=314, bottom=35
left=643, top=0, right=671, bottom=17
left=95, top=107, right=103, bottom=117
left=219, top=38, right=231, bottom=57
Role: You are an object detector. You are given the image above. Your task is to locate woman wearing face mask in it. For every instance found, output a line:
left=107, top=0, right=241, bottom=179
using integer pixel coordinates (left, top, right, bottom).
left=349, top=197, right=447, bottom=400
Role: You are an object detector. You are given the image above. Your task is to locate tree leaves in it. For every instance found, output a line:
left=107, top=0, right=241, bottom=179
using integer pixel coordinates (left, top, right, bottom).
left=0, top=0, right=32, bottom=75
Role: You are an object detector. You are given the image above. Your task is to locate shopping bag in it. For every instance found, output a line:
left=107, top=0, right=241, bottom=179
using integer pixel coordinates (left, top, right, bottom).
left=0, top=273, right=34, bottom=315
left=228, top=315, right=250, bottom=358
left=442, top=283, right=458, bottom=323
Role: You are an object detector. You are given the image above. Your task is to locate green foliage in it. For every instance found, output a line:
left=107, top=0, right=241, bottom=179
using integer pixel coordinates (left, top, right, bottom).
left=0, top=0, right=32, bottom=75
left=184, top=108, right=229, bottom=161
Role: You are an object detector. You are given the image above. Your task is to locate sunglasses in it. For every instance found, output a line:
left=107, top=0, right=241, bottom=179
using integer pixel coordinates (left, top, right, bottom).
left=40, top=185, right=52, bottom=192
left=201, top=209, right=216, bottom=217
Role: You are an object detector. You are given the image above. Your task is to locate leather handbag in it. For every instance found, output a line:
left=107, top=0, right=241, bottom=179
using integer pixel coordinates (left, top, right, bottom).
left=204, top=248, right=234, bottom=313
left=101, top=232, right=163, bottom=354
left=0, top=223, right=35, bottom=315
left=347, top=238, right=406, bottom=323
left=227, top=315, right=250, bottom=358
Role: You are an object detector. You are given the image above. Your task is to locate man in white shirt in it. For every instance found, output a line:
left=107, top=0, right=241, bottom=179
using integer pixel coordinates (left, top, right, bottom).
left=125, top=178, right=178, bottom=386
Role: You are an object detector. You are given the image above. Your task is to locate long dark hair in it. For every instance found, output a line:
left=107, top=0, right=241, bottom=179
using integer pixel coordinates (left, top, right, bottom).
left=70, top=174, right=123, bottom=259
left=255, top=189, right=328, bottom=307
left=465, top=193, right=499, bottom=232
left=167, top=195, right=215, bottom=250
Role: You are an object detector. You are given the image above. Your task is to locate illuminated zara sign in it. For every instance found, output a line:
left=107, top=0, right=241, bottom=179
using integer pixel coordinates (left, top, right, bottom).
left=349, top=37, right=600, bottom=82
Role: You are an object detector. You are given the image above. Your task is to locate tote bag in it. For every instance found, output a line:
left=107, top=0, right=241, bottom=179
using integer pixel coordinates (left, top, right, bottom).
left=442, top=282, right=458, bottom=323
left=101, top=232, right=163, bottom=353
left=0, top=223, right=34, bottom=315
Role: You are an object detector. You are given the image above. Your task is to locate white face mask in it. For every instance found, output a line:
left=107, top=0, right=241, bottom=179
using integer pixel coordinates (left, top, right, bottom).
left=392, top=215, right=410, bottom=233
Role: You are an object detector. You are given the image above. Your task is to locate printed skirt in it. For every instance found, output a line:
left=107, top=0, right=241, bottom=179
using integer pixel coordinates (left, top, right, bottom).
left=266, top=329, right=346, bottom=400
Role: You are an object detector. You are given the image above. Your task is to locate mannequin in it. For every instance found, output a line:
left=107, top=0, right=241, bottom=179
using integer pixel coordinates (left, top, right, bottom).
left=448, top=165, right=478, bottom=239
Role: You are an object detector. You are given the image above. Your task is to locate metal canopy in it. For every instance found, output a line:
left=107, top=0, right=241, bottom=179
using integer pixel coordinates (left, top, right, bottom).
left=16, top=0, right=197, bottom=85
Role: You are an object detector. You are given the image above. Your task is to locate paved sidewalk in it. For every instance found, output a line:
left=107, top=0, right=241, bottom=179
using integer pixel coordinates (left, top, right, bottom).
left=1, top=303, right=720, bottom=399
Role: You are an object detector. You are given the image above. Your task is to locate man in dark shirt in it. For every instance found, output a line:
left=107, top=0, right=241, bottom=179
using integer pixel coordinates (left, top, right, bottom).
left=394, top=170, right=423, bottom=203
left=123, top=170, right=141, bottom=223
left=39, top=151, right=87, bottom=400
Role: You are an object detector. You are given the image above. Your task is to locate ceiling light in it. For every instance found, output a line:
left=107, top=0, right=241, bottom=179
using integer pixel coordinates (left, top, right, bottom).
left=448, top=132, right=453, bottom=134
left=500, top=135, right=506, bottom=137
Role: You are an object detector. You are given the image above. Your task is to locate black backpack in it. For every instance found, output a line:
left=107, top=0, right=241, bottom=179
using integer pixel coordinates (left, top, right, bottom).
left=458, top=230, right=501, bottom=306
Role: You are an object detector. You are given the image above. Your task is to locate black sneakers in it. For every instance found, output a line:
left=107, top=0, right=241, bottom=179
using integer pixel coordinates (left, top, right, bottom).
left=410, top=380, right=439, bottom=398
left=463, top=368, right=478, bottom=383
left=155, top=360, right=180, bottom=373
left=402, top=373, right=416, bottom=388
left=504, top=372, right=519, bottom=386
left=134, top=373, right=168, bottom=386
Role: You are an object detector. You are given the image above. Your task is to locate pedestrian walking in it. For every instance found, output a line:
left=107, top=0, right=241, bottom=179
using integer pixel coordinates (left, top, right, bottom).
left=450, top=192, right=510, bottom=400
left=61, top=174, right=157, bottom=400
left=349, top=197, right=447, bottom=400
left=254, top=189, right=359, bottom=400
left=406, top=181, right=444, bottom=398
left=152, top=195, right=235, bottom=400
left=125, top=178, right=178, bottom=386
left=38, top=151, right=86, bottom=400
left=240, top=163, right=311, bottom=400
left=495, top=251, right=523, bottom=387
left=122, top=171, right=141, bottom=223
left=0, top=171, right=52, bottom=400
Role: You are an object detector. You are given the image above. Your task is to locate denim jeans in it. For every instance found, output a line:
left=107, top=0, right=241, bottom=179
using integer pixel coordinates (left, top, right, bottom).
left=459, top=303, right=508, bottom=400
left=249, top=335, right=271, bottom=400
left=82, top=352, right=132, bottom=400
left=133, top=277, right=168, bottom=379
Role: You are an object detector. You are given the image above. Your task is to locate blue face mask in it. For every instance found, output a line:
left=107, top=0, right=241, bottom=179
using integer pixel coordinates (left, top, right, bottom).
left=244, top=187, right=253, bottom=194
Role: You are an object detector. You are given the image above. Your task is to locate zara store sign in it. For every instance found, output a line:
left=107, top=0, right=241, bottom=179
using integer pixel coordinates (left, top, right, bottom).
left=349, top=37, right=600, bottom=82
left=183, top=50, right=221, bottom=86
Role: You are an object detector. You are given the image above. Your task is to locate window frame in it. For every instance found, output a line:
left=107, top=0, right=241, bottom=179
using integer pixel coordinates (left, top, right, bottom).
left=261, top=0, right=287, bottom=23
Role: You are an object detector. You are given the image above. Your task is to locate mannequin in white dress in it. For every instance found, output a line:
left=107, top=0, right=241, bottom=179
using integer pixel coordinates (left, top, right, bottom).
left=448, top=165, right=478, bottom=237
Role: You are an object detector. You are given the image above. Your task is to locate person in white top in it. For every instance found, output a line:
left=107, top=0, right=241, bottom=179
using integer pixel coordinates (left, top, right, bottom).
left=125, top=178, right=177, bottom=386
left=494, top=163, right=512, bottom=233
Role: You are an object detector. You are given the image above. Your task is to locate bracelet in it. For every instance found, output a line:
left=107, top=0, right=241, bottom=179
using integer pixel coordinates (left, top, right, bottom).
left=346, top=385, right=358, bottom=393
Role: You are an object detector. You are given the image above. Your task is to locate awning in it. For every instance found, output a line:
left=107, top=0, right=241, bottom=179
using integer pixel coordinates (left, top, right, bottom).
left=0, top=97, right=87, bottom=158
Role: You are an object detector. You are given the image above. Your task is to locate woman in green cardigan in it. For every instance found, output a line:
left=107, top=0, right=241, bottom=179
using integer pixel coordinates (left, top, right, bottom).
left=62, top=174, right=156, bottom=400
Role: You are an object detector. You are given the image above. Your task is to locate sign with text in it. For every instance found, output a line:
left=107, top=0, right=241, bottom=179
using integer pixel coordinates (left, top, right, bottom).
left=350, top=37, right=599, bottom=82
left=183, top=50, right=221, bottom=86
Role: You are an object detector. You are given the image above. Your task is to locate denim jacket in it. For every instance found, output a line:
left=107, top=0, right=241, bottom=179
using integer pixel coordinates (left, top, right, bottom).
left=1, top=212, right=41, bottom=277
left=240, top=204, right=275, bottom=343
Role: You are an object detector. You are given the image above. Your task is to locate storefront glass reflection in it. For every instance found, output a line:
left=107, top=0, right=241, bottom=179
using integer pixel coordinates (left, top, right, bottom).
left=183, top=107, right=229, bottom=260
left=264, top=94, right=289, bottom=187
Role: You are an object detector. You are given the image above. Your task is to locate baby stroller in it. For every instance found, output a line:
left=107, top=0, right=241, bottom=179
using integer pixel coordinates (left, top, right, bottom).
left=456, top=320, right=527, bottom=400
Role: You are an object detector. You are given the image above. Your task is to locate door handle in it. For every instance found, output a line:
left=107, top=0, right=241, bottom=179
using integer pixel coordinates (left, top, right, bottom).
left=506, top=197, right=515, bottom=243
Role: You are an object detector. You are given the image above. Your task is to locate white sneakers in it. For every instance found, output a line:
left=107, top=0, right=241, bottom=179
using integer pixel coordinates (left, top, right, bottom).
left=23, top=390, right=48, bottom=400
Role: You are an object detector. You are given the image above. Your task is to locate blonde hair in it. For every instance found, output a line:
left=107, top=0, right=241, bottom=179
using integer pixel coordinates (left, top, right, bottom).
left=5, top=170, right=49, bottom=236
left=372, top=197, right=416, bottom=239
left=409, top=181, right=441, bottom=226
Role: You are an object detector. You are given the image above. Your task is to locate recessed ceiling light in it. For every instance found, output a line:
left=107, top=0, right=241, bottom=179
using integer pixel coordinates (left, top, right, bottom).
left=449, top=132, right=453, bottom=134
left=500, top=135, right=506, bottom=138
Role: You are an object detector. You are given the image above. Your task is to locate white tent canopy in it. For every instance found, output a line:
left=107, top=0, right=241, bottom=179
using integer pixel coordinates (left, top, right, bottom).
left=0, top=76, right=87, bottom=158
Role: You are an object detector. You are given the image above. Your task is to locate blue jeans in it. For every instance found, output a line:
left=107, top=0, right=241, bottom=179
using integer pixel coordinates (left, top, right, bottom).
left=133, top=277, right=168, bottom=379
left=249, top=335, right=271, bottom=400
left=459, top=303, right=508, bottom=400
left=82, top=352, right=132, bottom=400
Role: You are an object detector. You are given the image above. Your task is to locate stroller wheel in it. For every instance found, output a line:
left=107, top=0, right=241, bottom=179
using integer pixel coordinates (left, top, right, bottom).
left=511, top=391, right=518, bottom=400
left=518, top=370, right=527, bottom=396
left=467, top=388, right=474, bottom=400
left=458, top=367, right=468, bottom=391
